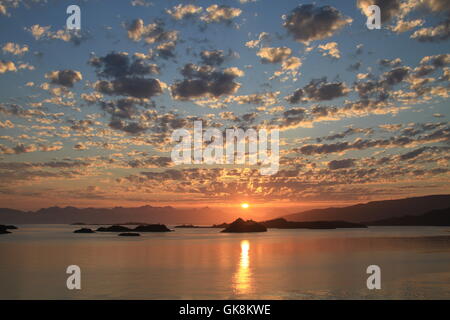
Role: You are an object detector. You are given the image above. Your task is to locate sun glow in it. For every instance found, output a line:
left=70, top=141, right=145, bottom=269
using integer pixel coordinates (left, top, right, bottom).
left=240, top=203, right=249, bottom=209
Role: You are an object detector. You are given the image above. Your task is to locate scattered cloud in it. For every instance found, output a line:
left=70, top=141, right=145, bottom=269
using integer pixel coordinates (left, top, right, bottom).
left=171, top=64, right=244, bottom=100
left=166, top=4, right=202, bottom=20
left=25, top=24, right=88, bottom=45
left=283, top=4, right=352, bottom=44
left=287, top=78, right=350, bottom=103
left=318, top=42, right=341, bottom=59
left=2, top=42, right=28, bottom=55
left=200, top=5, right=242, bottom=24
left=45, top=70, right=82, bottom=87
left=0, top=60, right=16, bottom=73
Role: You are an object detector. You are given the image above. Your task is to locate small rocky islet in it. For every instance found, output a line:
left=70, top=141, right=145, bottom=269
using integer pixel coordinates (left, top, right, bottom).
left=0, top=224, right=18, bottom=234
left=94, top=224, right=172, bottom=233
left=133, top=224, right=171, bottom=232
left=73, top=228, right=95, bottom=234
left=96, top=225, right=131, bottom=232
left=221, top=218, right=267, bottom=233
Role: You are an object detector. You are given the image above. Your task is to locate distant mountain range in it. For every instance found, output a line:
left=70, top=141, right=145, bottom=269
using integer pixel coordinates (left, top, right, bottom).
left=282, top=195, right=450, bottom=223
left=1, top=194, right=449, bottom=225
left=0, top=206, right=232, bottom=225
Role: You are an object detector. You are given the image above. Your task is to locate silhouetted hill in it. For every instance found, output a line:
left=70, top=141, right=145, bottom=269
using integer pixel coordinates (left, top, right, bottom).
left=0, top=208, right=24, bottom=215
left=367, top=207, right=450, bottom=226
left=282, top=195, right=450, bottom=223
left=0, top=205, right=230, bottom=225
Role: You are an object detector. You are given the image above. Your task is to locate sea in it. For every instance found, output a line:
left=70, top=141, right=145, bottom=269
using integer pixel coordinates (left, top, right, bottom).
left=0, top=224, right=449, bottom=299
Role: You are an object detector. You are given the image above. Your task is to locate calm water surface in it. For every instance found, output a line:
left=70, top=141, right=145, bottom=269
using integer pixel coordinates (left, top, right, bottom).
left=0, top=225, right=449, bottom=299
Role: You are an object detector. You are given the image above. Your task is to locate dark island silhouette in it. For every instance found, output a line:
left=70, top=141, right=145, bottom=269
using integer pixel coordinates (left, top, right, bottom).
left=134, top=224, right=171, bottom=232
left=175, top=224, right=211, bottom=228
left=221, top=218, right=267, bottom=233
left=0, top=224, right=17, bottom=234
left=173, top=222, right=229, bottom=229
left=0, top=225, right=11, bottom=234
left=73, top=228, right=95, bottom=234
left=96, top=225, right=131, bottom=232
left=118, top=232, right=140, bottom=237
left=95, top=224, right=171, bottom=233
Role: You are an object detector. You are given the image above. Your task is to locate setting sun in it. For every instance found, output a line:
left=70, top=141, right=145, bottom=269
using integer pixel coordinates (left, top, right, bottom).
left=241, top=203, right=250, bottom=209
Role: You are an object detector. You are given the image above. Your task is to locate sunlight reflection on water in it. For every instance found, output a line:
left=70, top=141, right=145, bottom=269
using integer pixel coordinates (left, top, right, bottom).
left=233, top=240, right=251, bottom=295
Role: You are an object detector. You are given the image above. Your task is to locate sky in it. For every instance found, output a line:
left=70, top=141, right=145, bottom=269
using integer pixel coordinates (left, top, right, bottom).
left=0, top=0, right=449, bottom=211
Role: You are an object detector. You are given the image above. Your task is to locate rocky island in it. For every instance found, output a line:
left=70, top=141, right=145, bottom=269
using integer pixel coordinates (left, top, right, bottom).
left=0, top=225, right=11, bottom=234
left=0, top=224, right=17, bottom=234
left=95, top=224, right=171, bottom=233
left=96, top=225, right=131, bottom=232
left=133, top=224, right=171, bottom=232
left=221, top=218, right=267, bottom=233
left=73, top=228, right=95, bottom=233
